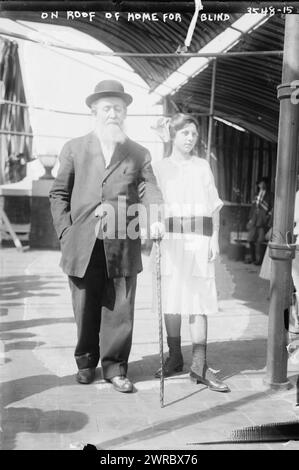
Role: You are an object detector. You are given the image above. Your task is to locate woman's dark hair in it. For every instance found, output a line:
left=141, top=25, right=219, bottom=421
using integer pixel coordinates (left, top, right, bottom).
left=168, top=113, right=199, bottom=140
left=257, top=177, right=269, bottom=187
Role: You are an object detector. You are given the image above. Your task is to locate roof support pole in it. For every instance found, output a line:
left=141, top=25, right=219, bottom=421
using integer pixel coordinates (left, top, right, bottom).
left=206, top=59, right=217, bottom=164
left=162, top=96, right=174, bottom=157
left=265, top=14, right=299, bottom=390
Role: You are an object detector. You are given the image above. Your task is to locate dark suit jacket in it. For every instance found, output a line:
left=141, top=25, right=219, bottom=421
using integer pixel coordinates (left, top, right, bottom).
left=248, top=190, right=273, bottom=229
left=49, top=132, right=163, bottom=278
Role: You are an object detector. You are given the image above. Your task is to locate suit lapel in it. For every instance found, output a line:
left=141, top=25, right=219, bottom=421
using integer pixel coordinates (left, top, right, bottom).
left=102, top=139, right=130, bottom=182
left=86, top=132, right=105, bottom=175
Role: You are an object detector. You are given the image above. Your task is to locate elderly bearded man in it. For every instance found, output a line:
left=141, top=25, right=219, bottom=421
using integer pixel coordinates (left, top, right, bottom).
left=49, top=80, right=164, bottom=393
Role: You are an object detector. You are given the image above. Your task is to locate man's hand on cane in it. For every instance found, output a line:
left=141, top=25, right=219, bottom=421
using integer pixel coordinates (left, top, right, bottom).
left=150, top=221, right=165, bottom=240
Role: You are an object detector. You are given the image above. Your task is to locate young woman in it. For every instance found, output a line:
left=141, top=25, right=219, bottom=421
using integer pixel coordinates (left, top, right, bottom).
left=152, top=113, right=230, bottom=392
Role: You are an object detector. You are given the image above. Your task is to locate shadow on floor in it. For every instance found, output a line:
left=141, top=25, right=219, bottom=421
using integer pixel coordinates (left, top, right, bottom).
left=128, top=338, right=267, bottom=382
left=0, top=275, right=65, bottom=303
left=217, top=255, right=270, bottom=315
left=0, top=317, right=74, bottom=358
left=5, top=341, right=46, bottom=351
left=1, top=336, right=297, bottom=450
left=94, top=338, right=298, bottom=449
left=94, top=390, right=275, bottom=450
left=1, top=339, right=268, bottom=408
left=0, top=331, right=35, bottom=341
left=1, top=407, right=89, bottom=450
left=0, top=373, right=86, bottom=450
left=0, top=317, right=74, bottom=333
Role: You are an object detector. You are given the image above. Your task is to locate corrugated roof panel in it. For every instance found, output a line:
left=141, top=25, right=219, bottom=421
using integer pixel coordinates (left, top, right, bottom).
left=0, top=9, right=285, bottom=140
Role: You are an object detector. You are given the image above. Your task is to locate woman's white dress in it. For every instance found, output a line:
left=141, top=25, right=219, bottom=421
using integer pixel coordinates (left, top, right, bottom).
left=151, top=156, right=223, bottom=316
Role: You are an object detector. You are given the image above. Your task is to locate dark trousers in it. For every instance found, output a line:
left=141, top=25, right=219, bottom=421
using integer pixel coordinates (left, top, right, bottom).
left=248, top=226, right=266, bottom=263
left=68, top=239, right=137, bottom=379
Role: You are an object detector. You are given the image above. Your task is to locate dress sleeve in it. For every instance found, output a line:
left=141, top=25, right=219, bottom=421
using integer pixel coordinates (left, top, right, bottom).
left=205, top=160, right=223, bottom=214
left=151, top=161, right=162, bottom=188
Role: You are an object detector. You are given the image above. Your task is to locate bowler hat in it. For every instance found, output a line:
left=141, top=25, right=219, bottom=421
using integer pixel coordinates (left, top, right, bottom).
left=86, top=80, right=133, bottom=108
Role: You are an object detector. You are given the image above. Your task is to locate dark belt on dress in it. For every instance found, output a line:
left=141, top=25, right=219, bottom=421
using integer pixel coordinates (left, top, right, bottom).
left=165, top=216, right=213, bottom=236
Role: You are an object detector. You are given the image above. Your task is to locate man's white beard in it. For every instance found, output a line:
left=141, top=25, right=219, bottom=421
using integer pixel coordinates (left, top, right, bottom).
left=98, top=123, right=126, bottom=144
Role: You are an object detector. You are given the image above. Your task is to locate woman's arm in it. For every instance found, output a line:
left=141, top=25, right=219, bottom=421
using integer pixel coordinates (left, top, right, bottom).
left=209, top=208, right=220, bottom=261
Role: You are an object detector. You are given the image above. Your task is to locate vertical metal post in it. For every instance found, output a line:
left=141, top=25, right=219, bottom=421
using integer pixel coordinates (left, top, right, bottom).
left=206, top=59, right=217, bottom=164
left=162, top=96, right=172, bottom=158
left=265, top=15, right=299, bottom=390
left=155, top=239, right=164, bottom=408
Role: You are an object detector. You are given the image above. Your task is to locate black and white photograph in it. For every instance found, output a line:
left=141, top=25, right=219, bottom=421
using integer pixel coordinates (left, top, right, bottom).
left=0, top=0, right=299, bottom=454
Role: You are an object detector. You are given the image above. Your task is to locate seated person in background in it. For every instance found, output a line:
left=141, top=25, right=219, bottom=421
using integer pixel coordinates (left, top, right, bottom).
left=246, top=177, right=273, bottom=265
left=7, top=152, right=29, bottom=183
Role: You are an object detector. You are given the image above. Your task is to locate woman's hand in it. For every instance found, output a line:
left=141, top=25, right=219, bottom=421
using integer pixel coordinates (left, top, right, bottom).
left=95, top=204, right=103, bottom=217
left=150, top=221, right=165, bottom=240
left=209, top=232, right=219, bottom=261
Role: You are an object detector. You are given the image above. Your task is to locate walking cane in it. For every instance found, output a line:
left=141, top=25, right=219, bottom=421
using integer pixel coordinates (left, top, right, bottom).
left=155, top=237, right=164, bottom=408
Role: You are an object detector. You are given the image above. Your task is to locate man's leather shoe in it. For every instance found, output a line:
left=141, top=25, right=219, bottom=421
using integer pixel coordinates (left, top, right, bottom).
left=109, top=375, right=133, bottom=393
left=76, top=367, right=96, bottom=384
left=190, top=369, right=230, bottom=392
